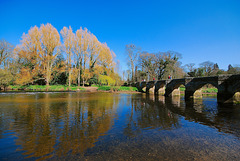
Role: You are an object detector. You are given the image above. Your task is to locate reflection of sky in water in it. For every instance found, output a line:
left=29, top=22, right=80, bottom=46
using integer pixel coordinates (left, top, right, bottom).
left=0, top=92, right=240, bottom=160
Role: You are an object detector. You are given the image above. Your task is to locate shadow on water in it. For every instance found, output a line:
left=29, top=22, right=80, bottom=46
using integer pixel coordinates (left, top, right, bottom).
left=0, top=92, right=240, bottom=160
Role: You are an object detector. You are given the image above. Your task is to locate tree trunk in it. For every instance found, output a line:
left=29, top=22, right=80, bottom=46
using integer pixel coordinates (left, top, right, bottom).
left=69, top=69, right=71, bottom=87
left=78, top=60, right=82, bottom=87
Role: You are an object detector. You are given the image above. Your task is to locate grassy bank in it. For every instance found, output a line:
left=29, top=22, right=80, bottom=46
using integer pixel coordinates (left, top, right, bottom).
left=4, top=85, right=218, bottom=94
left=4, top=85, right=138, bottom=93
left=97, top=86, right=138, bottom=92
left=180, top=87, right=218, bottom=93
left=7, top=85, right=86, bottom=91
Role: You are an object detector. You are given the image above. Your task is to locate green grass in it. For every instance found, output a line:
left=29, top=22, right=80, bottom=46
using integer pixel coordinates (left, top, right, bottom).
left=118, top=86, right=138, bottom=91
left=97, top=86, right=138, bottom=92
left=179, top=87, right=217, bottom=93
left=202, top=88, right=218, bottom=93
left=7, top=85, right=86, bottom=91
left=97, top=86, right=112, bottom=91
left=91, top=84, right=100, bottom=87
left=180, top=87, right=185, bottom=91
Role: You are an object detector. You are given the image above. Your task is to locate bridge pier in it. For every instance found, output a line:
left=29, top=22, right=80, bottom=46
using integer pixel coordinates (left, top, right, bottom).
left=171, top=88, right=181, bottom=96
left=234, top=92, right=240, bottom=104
left=155, top=80, right=167, bottom=95
left=134, top=74, right=240, bottom=104
left=147, top=86, right=155, bottom=94
left=146, top=81, right=156, bottom=94
left=217, top=92, right=240, bottom=104
left=185, top=89, right=202, bottom=100
left=157, top=86, right=165, bottom=95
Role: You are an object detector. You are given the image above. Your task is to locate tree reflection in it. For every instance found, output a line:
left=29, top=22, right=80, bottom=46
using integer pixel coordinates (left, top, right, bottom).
left=123, top=94, right=180, bottom=138
left=1, top=92, right=240, bottom=161
left=1, top=92, right=119, bottom=160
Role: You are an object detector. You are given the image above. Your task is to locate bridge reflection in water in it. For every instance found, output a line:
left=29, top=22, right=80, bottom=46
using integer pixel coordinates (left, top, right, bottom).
left=142, top=94, right=240, bottom=138
left=0, top=92, right=240, bottom=160
left=135, top=74, right=240, bottom=104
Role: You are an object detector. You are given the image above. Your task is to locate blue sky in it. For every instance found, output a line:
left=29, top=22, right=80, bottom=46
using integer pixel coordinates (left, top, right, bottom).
left=0, top=0, right=240, bottom=71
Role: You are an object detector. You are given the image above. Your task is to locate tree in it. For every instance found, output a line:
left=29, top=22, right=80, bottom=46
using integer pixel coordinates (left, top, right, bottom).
left=61, top=26, right=74, bottom=87
left=52, top=53, right=67, bottom=85
left=0, top=69, right=13, bottom=90
left=74, top=27, right=84, bottom=86
left=185, top=63, right=195, bottom=72
left=155, top=51, right=181, bottom=80
left=40, top=23, right=60, bottom=85
left=227, top=64, right=240, bottom=74
left=125, top=44, right=140, bottom=82
left=199, top=61, right=214, bottom=76
left=14, top=26, right=42, bottom=85
left=81, top=28, right=90, bottom=86
left=0, top=40, right=13, bottom=68
left=11, top=24, right=119, bottom=87
left=138, top=52, right=157, bottom=81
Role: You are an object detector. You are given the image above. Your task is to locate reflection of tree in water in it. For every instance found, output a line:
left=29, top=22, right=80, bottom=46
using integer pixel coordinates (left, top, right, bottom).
left=4, top=92, right=119, bottom=160
left=123, top=94, right=180, bottom=137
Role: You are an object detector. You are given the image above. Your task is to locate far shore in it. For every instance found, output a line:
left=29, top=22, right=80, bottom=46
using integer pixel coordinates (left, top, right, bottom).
left=0, top=86, right=217, bottom=95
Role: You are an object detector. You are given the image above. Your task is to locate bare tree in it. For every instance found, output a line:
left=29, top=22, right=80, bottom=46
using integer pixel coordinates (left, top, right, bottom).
left=184, top=63, right=195, bottom=72
left=125, top=44, right=140, bottom=82
left=199, top=61, right=214, bottom=76
left=0, top=40, right=13, bottom=68
left=155, top=51, right=181, bottom=80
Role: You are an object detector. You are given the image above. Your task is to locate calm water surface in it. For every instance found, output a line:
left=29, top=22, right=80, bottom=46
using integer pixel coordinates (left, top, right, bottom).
left=0, top=92, right=240, bottom=161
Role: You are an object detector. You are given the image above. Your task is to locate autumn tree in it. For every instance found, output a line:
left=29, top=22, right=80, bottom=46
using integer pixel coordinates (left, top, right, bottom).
left=15, top=24, right=60, bottom=85
left=12, top=24, right=119, bottom=87
left=0, top=69, right=14, bottom=90
left=40, top=23, right=60, bottom=85
left=81, top=28, right=90, bottom=86
left=14, top=26, right=42, bottom=85
left=61, top=26, right=74, bottom=87
left=74, top=27, right=84, bottom=86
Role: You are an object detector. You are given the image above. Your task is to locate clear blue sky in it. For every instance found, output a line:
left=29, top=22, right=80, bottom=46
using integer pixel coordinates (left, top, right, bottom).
left=0, top=0, right=240, bottom=71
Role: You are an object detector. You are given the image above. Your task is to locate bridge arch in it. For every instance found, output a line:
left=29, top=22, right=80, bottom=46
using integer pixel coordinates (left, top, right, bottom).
left=165, top=79, right=186, bottom=97
left=233, top=81, right=240, bottom=93
left=140, top=82, right=147, bottom=92
left=192, top=82, right=219, bottom=99
left=155, top=81, right=167, bottom=95
left=146, top=81, right=156, bottom=94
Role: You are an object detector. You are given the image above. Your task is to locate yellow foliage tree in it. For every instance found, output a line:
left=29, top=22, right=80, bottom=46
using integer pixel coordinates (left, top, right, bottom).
left=40, top=23, right=60, bottom=85
left=61, top=26, right=74, bottom=87
left=15, top=67, right=33, bottom=85
left=98, top=75, right=115, bottom=86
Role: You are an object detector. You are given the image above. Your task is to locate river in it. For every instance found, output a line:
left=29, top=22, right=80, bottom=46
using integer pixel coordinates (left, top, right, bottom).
left=0, top=92, right=240, bottom=160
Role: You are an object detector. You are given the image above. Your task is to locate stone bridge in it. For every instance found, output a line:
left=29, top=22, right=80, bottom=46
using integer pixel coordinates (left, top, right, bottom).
left=134, top=74, right=240, bottom=104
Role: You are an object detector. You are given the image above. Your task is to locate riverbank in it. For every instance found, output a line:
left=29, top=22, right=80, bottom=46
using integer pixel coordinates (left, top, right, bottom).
left=2, top=85, right=139, bottom=93
left=1, top=85, right=217, bottom=95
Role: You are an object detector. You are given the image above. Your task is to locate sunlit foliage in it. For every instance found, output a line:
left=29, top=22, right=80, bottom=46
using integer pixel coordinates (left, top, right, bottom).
left=11, top=23, right=120, bottom=86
